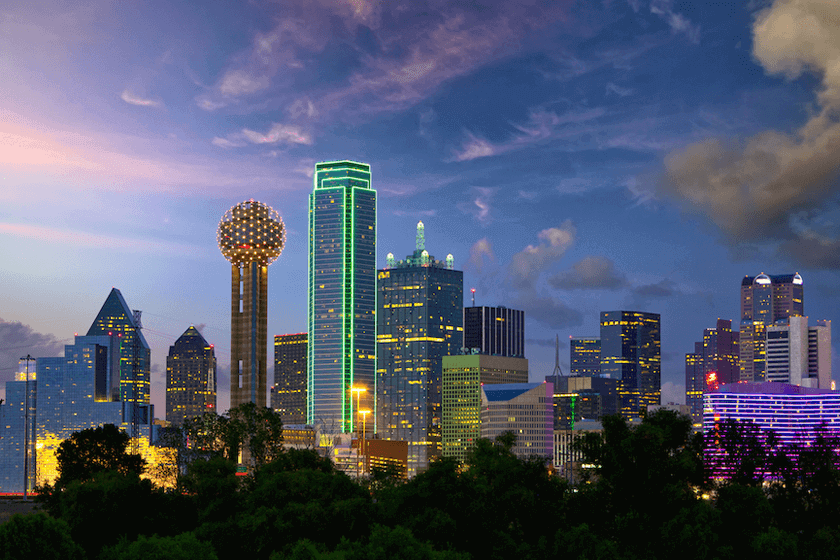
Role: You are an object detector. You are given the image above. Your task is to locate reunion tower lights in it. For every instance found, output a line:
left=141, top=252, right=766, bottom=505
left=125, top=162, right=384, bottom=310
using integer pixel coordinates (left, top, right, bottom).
left=218, top=200, right=285, bottom=408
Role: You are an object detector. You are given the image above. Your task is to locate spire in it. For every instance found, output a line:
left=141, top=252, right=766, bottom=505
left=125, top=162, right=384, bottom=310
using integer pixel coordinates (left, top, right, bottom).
left=416, top=221, right=425, bottom=252
left=552, top=334, right=563, bottom=376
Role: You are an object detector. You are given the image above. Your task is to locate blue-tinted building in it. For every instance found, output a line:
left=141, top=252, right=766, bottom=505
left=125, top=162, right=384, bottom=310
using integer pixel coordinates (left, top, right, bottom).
left=86, top=288, right=151, bottom=405
left=377, top=221, right=463, bottom=476
left=570, top=337, right=601, bottom=376
left=308, top=161, right=376, bottom=433
left=600, top=310, right=661, bottom=419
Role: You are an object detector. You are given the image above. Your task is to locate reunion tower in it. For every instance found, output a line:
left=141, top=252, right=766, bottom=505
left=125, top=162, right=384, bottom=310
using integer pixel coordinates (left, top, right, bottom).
left=218, top=200, right=285, bottom=408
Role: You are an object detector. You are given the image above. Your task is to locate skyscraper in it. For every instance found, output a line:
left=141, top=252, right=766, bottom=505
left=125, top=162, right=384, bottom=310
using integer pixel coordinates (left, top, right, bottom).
left=684, top=319, right=739, bottom=424
left=570, top=337, right=601, bottom=376
left=480, top=383, right=553, bottom=461
left=600, top=311, right=660, bottom=419
left=463, top=306, right=525, bottom=357
left=740, top=273, right=803, bottom=382
left=273, top=333, right=307, bottom=425
left=765, top=317, right=831, bottom=389
left=377, top=221, right=463, bottom=476
left=218, top=200, right=285, bottom=409
left=308, top=161, right=376, bottom=433
left=86, top=288, right=150, bottom=405
left=166, top=326, right=217, bottom=427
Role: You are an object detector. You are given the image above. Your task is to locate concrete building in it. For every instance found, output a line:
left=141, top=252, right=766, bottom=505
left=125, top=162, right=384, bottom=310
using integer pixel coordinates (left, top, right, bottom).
left=765, top=317, right=831, bottom=389
left=480, top=383, right=552, bottom=461
left=377, top=221, right=463, bottom=476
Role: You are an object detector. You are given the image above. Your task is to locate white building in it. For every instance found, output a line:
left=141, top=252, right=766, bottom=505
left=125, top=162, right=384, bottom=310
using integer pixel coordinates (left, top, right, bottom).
left=765, top=317, right=831, bottom=389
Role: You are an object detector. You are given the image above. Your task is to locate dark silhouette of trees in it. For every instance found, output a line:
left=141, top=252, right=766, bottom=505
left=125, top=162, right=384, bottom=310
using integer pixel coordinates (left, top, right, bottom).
left=54, top=423, right=146, bottom=486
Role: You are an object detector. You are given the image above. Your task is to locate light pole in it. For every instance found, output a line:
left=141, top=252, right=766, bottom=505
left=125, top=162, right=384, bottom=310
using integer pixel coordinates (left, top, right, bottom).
left=358, top=409, right=370, bottom=476
left=350, top=386, right=366, bottom=433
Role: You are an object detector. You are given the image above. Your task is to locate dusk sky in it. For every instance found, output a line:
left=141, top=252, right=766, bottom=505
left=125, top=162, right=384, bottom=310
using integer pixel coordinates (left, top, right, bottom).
left=2, top=0, right=839, bottom=415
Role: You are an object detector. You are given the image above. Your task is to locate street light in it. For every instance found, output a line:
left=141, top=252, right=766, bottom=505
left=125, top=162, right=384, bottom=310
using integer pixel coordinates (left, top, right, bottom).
left=358, top=409, right=371, bottom=475
left=350, top=386, right=366, bottom=432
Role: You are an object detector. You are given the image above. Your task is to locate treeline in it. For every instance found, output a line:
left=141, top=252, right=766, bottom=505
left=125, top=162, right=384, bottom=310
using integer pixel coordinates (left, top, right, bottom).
left=2, top=408, right=840, bottom=559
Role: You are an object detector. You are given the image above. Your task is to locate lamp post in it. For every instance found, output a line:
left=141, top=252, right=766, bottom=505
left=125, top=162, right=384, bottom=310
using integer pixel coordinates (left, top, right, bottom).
left=358, top=409, right=370, bottom=476
left=350, top=386, right=366, bottom=432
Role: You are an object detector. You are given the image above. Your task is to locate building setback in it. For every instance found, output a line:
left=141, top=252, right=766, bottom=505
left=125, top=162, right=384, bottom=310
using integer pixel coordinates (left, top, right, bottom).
left=308, top=161, right=376, bottom=433
left=166, top=326, right=216, bottom=427
left=377, top=221, right=463, bottom=476
left=600, top=311, right=661, bottom=419
left=441, top=354, right=528, bottom=463
left=272, top=333, right=308, bottom=425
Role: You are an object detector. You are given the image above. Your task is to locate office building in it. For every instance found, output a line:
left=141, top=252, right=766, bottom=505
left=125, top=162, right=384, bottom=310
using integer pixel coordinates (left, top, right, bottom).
left=685, top=319, right=739, bottom=424
left=600, top=311, right=661, bottom=419
left=570, top=337, right=601, bottom=376
left=273, top=333, right=308, bottom=425
left=441, top=354, right=528, bottom=463
left=704, top=382, right=840, bottom=478
left=463, top=306, right=524, bottom=358
left=545, top=374, right=619, bottom=429
left=166, top=326, right=217, bottom=427
left=480, top=383, right=552, bottom=461
left=86, top=288, right=150, bottom=405
left=377, top=221, right=463, bottom=476
left=739, top=273, right=804, bottom=382
left=308, top=161, right=376, bottom=433
left=765, top=317, right=831, bottom=389
left=218, top=200, right=286, bottom=408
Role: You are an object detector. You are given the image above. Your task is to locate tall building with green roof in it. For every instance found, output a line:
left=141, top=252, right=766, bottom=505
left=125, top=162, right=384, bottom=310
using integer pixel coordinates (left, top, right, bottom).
left=308, top=161, right=376, bottom=433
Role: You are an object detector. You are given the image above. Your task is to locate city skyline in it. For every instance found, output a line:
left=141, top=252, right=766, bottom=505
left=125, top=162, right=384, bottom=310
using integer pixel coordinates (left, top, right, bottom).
left=2, top=0, right=840, bottom=415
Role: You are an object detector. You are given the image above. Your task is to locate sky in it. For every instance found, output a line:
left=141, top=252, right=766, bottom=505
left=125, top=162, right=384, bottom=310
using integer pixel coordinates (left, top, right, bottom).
left=2, top=0, right=839, bottom=415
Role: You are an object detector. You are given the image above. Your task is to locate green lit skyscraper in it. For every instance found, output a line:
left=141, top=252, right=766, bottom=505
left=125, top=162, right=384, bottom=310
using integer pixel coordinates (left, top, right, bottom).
left=308, top=161, right=376, bottom=433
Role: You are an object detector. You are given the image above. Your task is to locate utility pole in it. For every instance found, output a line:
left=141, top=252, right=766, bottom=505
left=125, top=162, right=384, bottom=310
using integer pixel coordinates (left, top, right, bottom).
left=20, top=355, right=35, bottom=500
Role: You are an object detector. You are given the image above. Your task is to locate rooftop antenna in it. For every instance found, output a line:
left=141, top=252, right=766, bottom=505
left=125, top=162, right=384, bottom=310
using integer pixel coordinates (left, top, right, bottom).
left=471, top=288, right=476, bottom=307
left=552, top=334, right=563, bottom=376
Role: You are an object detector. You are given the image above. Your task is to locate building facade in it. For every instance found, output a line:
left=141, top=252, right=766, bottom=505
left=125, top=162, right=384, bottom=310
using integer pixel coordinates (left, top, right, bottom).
left=441, top=354, right=528, bottom=463
left=308, top=161, right=376, bottom=433
left=545, top=374, right=619, bottom=429
left=600, top=311, right=661, bottom=419
left=218, top=200, right=285, bottom=409
left=739, top=273, right=804, bottom=382
left=463, top=306, right=525, bottom=358
left=480, top=383, right=553, bottom=461
left=166, top=326, right=216, bottom=427
left=685, top=319, right=740, bottom=424
left=765, top=317, right=831, bottom=389
left=272, top=333, right=308, bottom=425
left=570, top=337, right=601, bottom=377
left=377, top=221, right=463, bottom=476
left=86, top=288, right=150, bottom=405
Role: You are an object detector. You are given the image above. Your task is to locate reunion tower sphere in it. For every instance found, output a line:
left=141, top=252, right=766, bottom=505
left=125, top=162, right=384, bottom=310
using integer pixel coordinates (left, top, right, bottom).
left=217, top=200, right=285, bottom=266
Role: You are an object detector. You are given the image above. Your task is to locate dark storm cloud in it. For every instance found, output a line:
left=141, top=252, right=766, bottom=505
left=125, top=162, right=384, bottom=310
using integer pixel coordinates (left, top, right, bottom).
left=0, top=318, right=66, bottom=384
left=548, top=255, right=628, bottom=290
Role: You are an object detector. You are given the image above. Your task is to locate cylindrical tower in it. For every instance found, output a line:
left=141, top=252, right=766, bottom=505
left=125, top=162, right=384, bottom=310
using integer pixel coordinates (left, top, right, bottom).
left=218, top=200, right=285, bottom=409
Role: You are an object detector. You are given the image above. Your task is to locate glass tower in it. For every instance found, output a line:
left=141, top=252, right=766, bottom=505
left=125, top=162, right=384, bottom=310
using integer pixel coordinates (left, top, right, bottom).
left=166, top=326, right=217, bottom=427
left=463, top=306, right=525, bottom=357
left=273, top=333, right=308, bottom=425
left=308, top=161, right=376, bottom=433
left=600, top=310, right=661, bottom=419
left=377, top=222, right=463, bottom=476
left=86, top=288, right=151, bottom=405
left=570, top=337, right=601, bottom=376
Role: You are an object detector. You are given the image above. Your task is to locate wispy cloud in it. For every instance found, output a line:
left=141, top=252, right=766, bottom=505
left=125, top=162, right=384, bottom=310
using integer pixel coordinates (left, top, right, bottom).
left=242, top=123, right=313, bottom=146
left=466, top=238, right=496, bottom=274
left=452, top=133, right=499, bottom=161
left=120, top=90, right=162, bottom=108
left=211, top=136, right=246, bottom=148
left=458, top=187, right=496, bottom=224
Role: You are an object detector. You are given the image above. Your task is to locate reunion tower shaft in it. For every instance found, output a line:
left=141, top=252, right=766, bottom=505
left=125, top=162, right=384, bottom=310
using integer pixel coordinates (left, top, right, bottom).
left=218, top=200, right=285, bottom=408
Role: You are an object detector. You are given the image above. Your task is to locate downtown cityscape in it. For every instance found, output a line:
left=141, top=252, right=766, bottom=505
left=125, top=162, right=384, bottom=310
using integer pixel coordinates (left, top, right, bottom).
left=2, top=0, right=840, bottom=558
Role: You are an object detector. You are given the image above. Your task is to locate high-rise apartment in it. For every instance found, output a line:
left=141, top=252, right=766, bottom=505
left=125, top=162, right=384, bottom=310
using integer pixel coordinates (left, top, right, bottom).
left=766, top=317, right=831, bottom=389
left=308, top=161, right=376, bottom=433
left=600, top=311, right=661, bottom=419
left=441, top=354, right=528, bottom=463
left=86, top=288, right=150, bottom=405
left=218, top=200, right=285, bottom=408
left=739, top=273, right=803, bottom=382
left=570, top=337, right=601, bottom=376
left=377, top=221, right=463, bottom=476
left=166, top=326, right=216, bottom=427
left=463, top=306, right=524, bottom=357
left=273, top=333, right=308, bottom=425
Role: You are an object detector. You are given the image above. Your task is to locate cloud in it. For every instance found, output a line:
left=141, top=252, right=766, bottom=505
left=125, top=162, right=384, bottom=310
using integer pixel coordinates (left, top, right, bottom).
left=288, top=98, right=318, bottom=119
left=452, top=133, right=499, bottom=161
left=660, top=381, right=685, bottom=405
left=509, top=221, right=576, bottom=290
left=0, top=318, right=67, bottom=386
left=458, top=187, right=496, bottom=224
left=242, top=123, right=313, bottom=146
left=606, top=82, right=634, bottom=97
left=548, top=256, right=628, bottom=290
left=648, top=0, right=700, bottom=43
left=514, top=292, right=583, bottom=330
left=657, top=0, right=840, bottom=269
left=120, top=90, right=162, bottom=108
left=466, top=237, right=496, bottom=274
left=211, top=136, right=246, bottom=148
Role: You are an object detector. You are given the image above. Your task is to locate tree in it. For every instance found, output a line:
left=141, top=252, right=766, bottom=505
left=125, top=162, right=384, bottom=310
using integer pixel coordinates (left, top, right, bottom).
left=99, top=532, right=218, bottom=560
left=0, top=512, right=83, bottom=560
left=53, top=423, right=146, bottom=486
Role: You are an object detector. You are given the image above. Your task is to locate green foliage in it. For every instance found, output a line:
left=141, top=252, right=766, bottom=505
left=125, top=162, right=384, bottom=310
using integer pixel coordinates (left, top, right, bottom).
left=339, top=525, right=469, bottom=560
left=99, top=533, right=217, bottom=560
left=0, top=512, right=83, bottom=560
left=54, top=423, right=146, bottom=486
